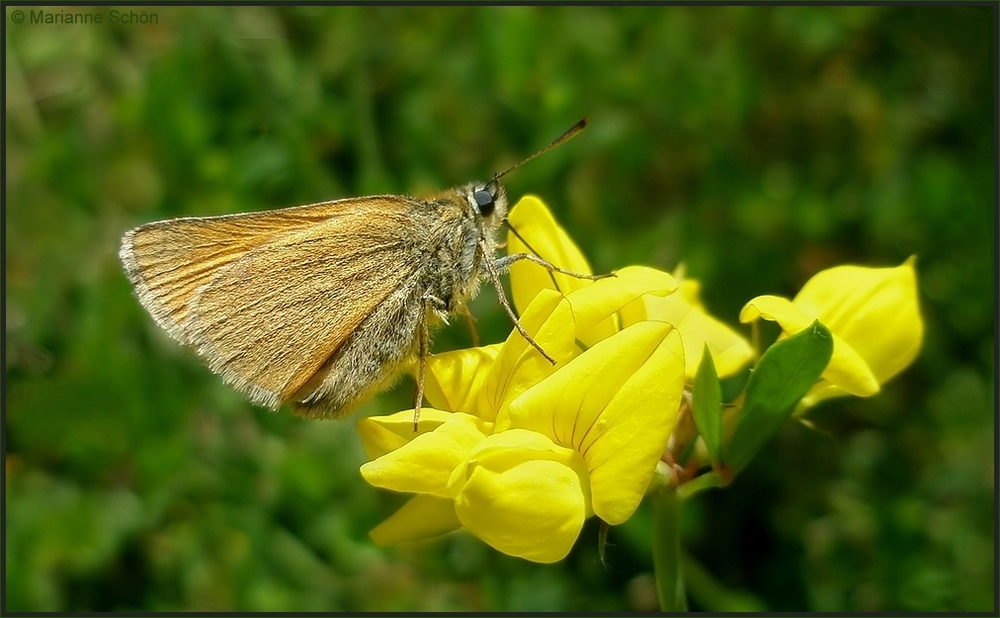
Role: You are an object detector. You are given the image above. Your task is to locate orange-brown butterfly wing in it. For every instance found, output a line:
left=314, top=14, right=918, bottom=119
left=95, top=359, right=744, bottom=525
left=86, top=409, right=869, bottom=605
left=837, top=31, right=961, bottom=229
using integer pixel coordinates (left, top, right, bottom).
left=121, top=197, right=423, bottom=409
left=120, top=199, right=383, bottom=343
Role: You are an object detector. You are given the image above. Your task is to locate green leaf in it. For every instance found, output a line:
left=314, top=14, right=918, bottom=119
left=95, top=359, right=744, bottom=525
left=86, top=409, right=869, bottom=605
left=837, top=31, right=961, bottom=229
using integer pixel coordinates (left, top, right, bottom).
left=692, top=344, right=723, bottom=467
left=724, top=320, right=833, bottom=473
left=675, top=433, right=698, bottom=467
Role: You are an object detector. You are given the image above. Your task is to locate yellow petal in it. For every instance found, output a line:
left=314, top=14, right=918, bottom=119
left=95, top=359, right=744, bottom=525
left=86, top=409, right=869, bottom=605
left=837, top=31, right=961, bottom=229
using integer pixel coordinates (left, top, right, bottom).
left=369, top=494, right=462, bottom=545
left=739, top=294, right=813, bottom=331
left=424, top=344, right=502, bottom=413
left=582, top=327, right=685, bottom=523
left=448, top=427, right=591, bottom=494
left=622, top=278, right=752, bottom=378
left=360, top=413, right=488, bottom=498
left=740, top=296, right=880, bottom=397
left=799, top=379, right=850, bottom=408
left=793, top=257, right=923, bottom=385
left=565, top=265, right=678, bottom=347
left=506, top=322, right=686, bottom=524
left=506, top=196, right=593, bottom=316
left=357, top=408, right=458, bottom=459
left=452, top=429, right=589, bottom=563
left=678, top=278, right=704, bottom=307
left=476, top=290, right=579, bottom=422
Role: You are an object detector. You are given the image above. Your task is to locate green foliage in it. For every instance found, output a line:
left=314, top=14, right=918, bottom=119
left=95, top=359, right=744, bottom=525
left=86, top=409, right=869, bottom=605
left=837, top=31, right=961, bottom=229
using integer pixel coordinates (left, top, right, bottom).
left=726, top=321, right=834, bottom=473
left=692, top=345, right=723, bottom=468
left=5, top=5, right=993, bottom=611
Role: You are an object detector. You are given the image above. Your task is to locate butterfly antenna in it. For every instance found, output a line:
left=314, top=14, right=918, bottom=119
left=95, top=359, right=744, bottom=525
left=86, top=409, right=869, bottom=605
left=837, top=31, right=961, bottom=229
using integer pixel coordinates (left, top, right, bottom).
left=491, top=118, right=589, bottom=185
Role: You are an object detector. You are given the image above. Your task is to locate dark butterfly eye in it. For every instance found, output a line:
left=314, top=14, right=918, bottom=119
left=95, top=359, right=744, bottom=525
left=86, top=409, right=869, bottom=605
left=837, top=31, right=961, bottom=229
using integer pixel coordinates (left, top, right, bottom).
left=473, top=188, right=495, bottom=216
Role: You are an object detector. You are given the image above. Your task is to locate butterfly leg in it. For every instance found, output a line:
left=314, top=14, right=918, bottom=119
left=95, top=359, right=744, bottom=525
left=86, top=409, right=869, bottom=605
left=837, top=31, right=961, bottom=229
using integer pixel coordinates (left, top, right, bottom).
left=457, top=304, right=480, bottom=347
left=413, top=294, right=448, bottom=432
left=493, top=252, right=613, bottom=281
left=481, top=244, right=556, bottom=365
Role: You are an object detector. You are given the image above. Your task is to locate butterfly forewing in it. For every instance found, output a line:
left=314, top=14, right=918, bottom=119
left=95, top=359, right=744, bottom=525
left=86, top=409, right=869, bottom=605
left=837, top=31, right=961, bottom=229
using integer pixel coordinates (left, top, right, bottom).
left=120, top=199, right=380, bottom=342
left=122, top=197, right=423, bottom=409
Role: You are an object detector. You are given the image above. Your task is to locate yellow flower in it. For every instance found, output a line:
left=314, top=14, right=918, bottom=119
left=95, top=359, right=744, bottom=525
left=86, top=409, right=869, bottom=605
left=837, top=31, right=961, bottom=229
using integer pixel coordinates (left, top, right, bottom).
left=739, top=257, right=923, bottom=407
left=501, top=318, right=685, bottom=526
left=425, top=260, right=680, bottom=424
left=619, top=275, right=754, bottom=378
left=508, top=195, right=752, bottom=377
left=359, top=266, right=685, bottom=562
left=452, top=429, right=592, bottom=563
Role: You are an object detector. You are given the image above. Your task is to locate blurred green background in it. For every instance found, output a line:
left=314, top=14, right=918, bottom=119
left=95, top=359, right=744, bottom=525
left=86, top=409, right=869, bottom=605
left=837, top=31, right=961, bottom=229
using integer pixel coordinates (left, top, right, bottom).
left=5, top=5, right=994, bottom=612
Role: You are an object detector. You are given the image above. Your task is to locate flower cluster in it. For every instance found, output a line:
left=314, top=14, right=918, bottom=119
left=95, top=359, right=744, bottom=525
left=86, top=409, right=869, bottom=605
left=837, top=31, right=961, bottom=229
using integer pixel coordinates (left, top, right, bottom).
left=357, top=195, right=923, bottom=563
left=740, top=258, right=923, bottom=408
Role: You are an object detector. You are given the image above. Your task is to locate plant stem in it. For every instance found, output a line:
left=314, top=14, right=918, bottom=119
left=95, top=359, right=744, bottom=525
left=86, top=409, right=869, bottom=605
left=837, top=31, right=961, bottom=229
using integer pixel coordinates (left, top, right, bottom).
left=677, top=470, right=726, bottom=500
left=652, top=489, right=688, bottom=611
